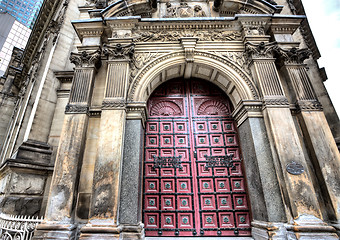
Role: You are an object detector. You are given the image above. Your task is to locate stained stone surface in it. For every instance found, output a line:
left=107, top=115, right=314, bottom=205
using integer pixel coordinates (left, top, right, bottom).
left=119, top=119, right=144, bottom=224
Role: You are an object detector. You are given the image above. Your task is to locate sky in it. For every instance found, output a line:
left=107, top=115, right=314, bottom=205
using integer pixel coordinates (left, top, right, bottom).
left=301, top=0, right=340, bottom=115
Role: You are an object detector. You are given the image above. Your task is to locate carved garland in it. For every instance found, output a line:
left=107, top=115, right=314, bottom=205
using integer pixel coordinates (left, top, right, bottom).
left=128, top=51, right=259, bottom=101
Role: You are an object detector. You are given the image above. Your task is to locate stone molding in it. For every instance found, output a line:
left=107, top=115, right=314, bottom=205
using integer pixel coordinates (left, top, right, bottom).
left=263, top=97, right=290, bottom=108
left=69, top=49, right=102, bottom=68
left=181, top=37, right=198, bottom=63
left=126, top=104, right=147, bottom=124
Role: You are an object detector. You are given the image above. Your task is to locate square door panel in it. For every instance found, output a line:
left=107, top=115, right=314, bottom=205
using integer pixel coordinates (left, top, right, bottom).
left=210, top=134, right=224, bottom=146
left=197, top=148, right=210, bottom=160
left=178, top=213, right=194, bottom=229
left=201, top=195, right=216, bottom=210
left=146, top=135, right=158, bottom=147
left=160, top=149, right=174, bottom=157
left=161, top=168, right=175, bottom=177
left=233, top=194, right=248, bottom=210
left=198, top=163, right=212, bottom=176
left=161, top=196, right=176, bottom=210
left=145, top=213, right=159, bottom=228
left=225, top=134, right=237, bottom=146
left=145, top=163, right=159, bottom=177
left=145, top=179, right=159, bottom=193
left=174, top=122, right=187, bottom=133
left=160, top=122, right=172, bottom=133
left=196, top=135, right=209, bottom=146
left=235, top=212, right=251, bottom=228
left=161, top=135, right=173, bottom=147
left=146, top=149, right=159, bottom=161
left=145, top=195, right=159, bottom=210
left=222, top=121, right=235, bottom=132
left=230, top=162, right=242, bottom=176
left=196, top=122, right=207, bottom=132
left=209, top=121, right=221, bottom=132
left=211, top=148, right=226, bottom=156
left=177, top=163, right=190, bottom=176
left=199, top=179, right=214, bottom=192
left=218, top=212, right=234, bottom=228
left=215, top=178, right=230, bottom=192
left=177, top=195, right=192, bottom=210
left=214, top=167, right=228, bottom=176
left=231, top=178, right=245, bottom=192
left=217, top=195, right=232, bottom=210
left=161, top=179, right=175, bottom=193
left=175, top=149, right=189, bottom=161
left=147, top=122, right=158, bottom=133
left=227, top=148, right=240, bottom=160
left=175, top=135, right=188, bottom=147
left=161, top=213, right=176, bottom=229
left=177, top=179, right=191, bottom=193
left=202, top=213, right=218, bottom=228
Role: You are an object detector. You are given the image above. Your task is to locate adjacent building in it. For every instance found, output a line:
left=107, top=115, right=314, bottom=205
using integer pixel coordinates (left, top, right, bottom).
left=0, top=0, right=339, bottom=239
left=0, top=12, right=31, bottom=76
left=0, top=0, right=43, bottom=29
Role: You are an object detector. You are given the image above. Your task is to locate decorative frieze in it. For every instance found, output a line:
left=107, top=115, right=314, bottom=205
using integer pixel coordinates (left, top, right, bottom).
left=102, top=100, right=126, bottom=110
left=69, top=49, right=101, bottom=68
left=263, top=98, right=290, bottom=107
left=163, top=2, right=206, bottom=18
left=296, top=100, right=323, bottom=111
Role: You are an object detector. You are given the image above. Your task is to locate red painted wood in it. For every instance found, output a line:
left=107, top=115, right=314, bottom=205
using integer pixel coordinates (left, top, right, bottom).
left=143, top=79, right=251, bottom=237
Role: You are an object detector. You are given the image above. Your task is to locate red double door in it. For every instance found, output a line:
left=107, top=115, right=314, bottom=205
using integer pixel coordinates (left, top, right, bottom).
left=143, top=79, right=251, bottom=237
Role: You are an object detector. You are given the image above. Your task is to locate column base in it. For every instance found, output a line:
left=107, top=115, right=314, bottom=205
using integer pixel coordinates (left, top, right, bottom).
left=252, top=217, right=338, bottom=240
left=32, top=223, right=77, bottom=240
left=330, top=223, right=340, bottom=238
left=79, top=225, right=122, bottom=240
left=120, top=223, right=145, bottom=240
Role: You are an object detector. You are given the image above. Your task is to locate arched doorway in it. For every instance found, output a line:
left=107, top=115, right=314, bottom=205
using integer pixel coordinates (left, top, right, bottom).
left=143, top=78, right=251, bottom=237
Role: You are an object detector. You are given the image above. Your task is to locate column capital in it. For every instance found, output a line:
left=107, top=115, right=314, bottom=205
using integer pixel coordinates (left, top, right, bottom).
left=69, top=48, right=102, bottom=68
left=277, top=47, right=312, bottom=65
left=244, top=41, right=278, bottom=60
left=103, top=43, right=135, bottom=61
left=232, top=100, right=263, bottom=126
left=126, top=103, right=147, bottom=125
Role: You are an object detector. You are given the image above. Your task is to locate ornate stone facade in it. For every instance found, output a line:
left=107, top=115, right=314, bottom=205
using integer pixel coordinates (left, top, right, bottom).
left=0, top=0, right=339, bottom=239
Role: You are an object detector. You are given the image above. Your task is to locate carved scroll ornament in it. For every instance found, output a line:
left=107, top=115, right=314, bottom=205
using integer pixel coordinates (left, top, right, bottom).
left=244, top=41, right=278, bottom=59
left=277, top=47, right=311, bottom=64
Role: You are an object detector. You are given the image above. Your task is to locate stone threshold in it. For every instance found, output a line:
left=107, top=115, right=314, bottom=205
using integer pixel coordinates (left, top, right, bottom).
left=146, top=237, right=254, bottom=240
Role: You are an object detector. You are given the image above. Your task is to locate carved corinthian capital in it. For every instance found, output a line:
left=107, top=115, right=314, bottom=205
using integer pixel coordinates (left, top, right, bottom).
left=277, top=47, right=311, bottom=64
left=69, top=49, right=102, bottom=68
left=103, top=43, right=135, bottom=60
left=244, top=41, right=278, bottom=60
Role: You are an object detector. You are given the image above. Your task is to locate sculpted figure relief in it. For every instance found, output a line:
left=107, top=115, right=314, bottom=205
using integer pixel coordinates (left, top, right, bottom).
left=163, top=2, right=206, bottom=18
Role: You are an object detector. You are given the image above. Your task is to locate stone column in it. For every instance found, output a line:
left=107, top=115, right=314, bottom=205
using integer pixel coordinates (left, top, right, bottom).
left=279, top=47, right=340, bottom=225
left=79, top=43, right=135, bottom=240
left=245, top=42, right=337, bottom=239
left=119, top=104, right=146, bottom=239
left=233, top=101, right=287, bottom=239
left=33, top=49, right=101, bottom=240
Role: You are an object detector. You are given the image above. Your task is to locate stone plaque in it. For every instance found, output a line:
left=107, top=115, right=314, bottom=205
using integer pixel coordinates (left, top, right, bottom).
left=286, top=161, right=305, bottom=175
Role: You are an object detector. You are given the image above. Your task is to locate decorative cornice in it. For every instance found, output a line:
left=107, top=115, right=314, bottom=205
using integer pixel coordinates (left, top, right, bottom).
left=277, top=47, right=311, bottom=64
left=244, top=41, right=278, bottom=60
left=296, top=100, right=323, bottom=112
left=232, top=100, right=263, bottom=127
left=263, top=97, right=290, bottom=108
left=126, top=104, right=147, bottom=124
left=69, top=49, right=102, bottom=68
left=65, top=104, right=89, bottom=114
left=102, top=100, right=126, bottom=110
left=103, top=43, right=135, bottom=60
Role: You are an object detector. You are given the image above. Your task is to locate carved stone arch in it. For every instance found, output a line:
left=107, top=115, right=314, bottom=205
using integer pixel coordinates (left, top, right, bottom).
left=128, top=51, right=259, bottom=109
left=215, top=0, right=282, bottom=16
left=101, top=0, right=154, bottom=18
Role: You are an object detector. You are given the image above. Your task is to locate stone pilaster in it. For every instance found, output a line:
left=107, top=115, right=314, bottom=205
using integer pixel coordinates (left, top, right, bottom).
left=119, top=104, right=146, bottom=240
left=33, top=49, right=101, bottom=240
left=79, top=43, right=134, bottom=240
left=245, top=42, right=337, bottom=239
left=279, top=47, right=340, bottom=224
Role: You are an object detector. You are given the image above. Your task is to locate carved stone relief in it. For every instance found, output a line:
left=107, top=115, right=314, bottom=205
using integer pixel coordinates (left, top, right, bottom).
left=244, top=42, right=278, bottom=59
left=69, top=50, right=102, bottom=68
left=149, top=99, right=184, bottom=116
left=163, top=2, right=207, bottom=18
left=103, top=43, right=135, bottom=60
